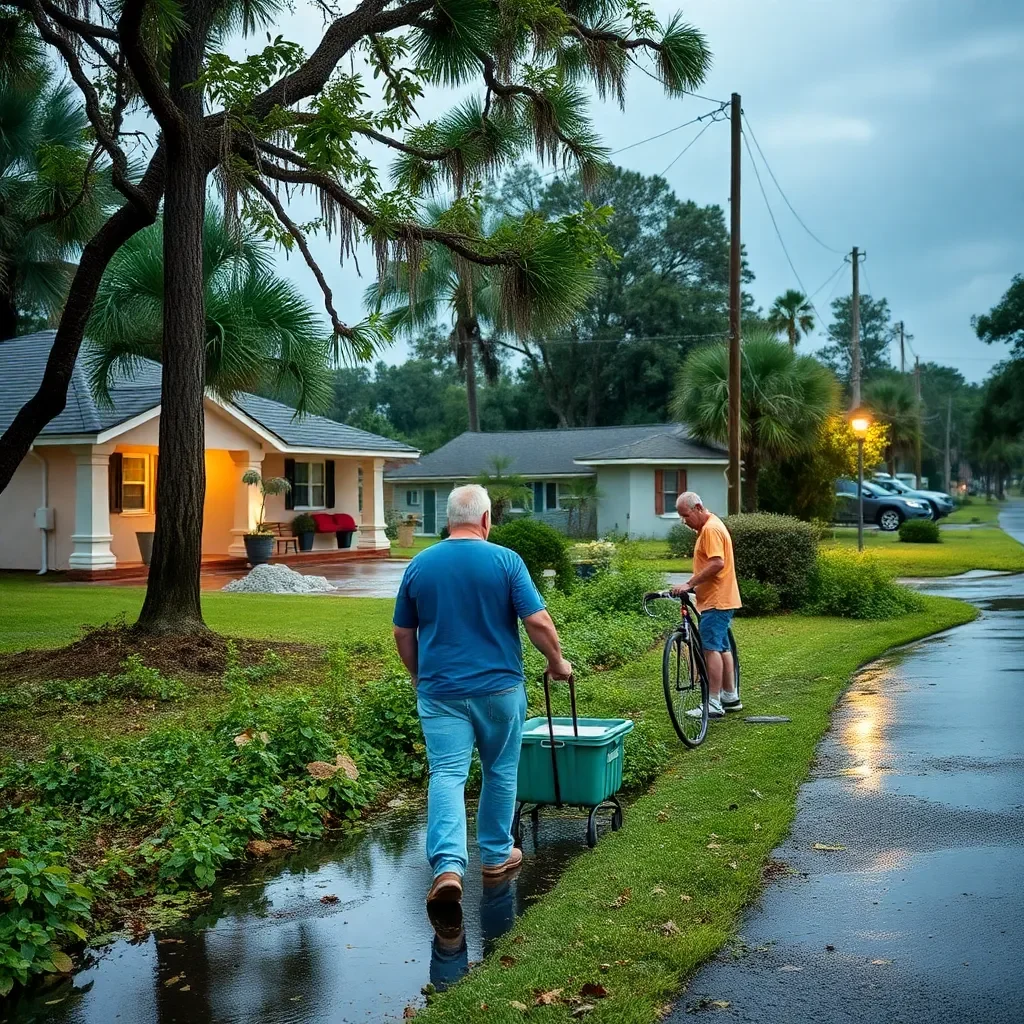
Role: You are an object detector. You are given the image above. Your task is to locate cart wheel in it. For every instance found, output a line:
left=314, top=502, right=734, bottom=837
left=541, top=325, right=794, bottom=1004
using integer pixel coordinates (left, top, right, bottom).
left=611, top=807, right=623, bottom=831
left=512, top=804, right=523, bottom=847
left=586, top=808, right=599, bottom=848
left=530, top=806, right=540, bottom=827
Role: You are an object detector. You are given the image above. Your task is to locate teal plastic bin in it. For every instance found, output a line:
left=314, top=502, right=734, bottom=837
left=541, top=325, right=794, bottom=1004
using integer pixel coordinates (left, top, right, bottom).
left=517, top=716, right=634, bottom=806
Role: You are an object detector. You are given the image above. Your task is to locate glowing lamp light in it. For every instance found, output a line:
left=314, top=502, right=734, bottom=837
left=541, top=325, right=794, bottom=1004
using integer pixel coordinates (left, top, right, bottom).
left=850, top=412, right=872, bottom=438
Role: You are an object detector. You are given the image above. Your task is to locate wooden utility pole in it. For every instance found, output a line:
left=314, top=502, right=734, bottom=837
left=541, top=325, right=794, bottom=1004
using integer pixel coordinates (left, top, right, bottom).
left=944, top=394, right=953, bottom=495
left=727, top=91, right=742, bottom=515
left=898, top=321, right=905, bottom=374
left=850, top=246, right=861, bottom=408
left=914, top=356, right=923, bottom=487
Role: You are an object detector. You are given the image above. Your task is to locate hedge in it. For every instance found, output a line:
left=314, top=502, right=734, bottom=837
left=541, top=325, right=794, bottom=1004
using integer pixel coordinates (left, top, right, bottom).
left=899, top=519, right=941, bottom=544
left=489, top=519, right=574, bottom=592
left=722, top=512, right=818, bottom=609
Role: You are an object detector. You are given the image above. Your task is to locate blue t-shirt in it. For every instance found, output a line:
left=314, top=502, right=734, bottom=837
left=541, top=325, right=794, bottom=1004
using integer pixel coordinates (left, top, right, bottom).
left=393, top=539, right=546, bottom=698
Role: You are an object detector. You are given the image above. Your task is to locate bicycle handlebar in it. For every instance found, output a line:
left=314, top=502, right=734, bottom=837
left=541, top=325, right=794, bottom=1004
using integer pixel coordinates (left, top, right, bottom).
left=642, top=589, right=696, bottom=617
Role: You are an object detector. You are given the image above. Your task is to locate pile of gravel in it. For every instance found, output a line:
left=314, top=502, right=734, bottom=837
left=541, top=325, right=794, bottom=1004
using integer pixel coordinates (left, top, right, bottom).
left=222, top=563, right=335, bottom=594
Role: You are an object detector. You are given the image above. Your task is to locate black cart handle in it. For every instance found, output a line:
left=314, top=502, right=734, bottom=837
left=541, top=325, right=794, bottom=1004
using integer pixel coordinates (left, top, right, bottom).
left=542, top=671, right=577, bottom=808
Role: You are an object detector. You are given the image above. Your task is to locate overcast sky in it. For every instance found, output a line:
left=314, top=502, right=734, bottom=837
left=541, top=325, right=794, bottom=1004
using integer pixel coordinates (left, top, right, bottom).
left=265, top=0, right=1024, bottom=382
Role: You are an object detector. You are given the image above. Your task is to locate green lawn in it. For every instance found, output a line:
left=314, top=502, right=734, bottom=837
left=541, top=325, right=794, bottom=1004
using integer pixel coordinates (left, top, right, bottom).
left=389, top=536, right=441, bottom=559
left=824, top=525, right=1024, bottom=576
left=0, top=575, right=395, bottom=653
left=944, top=500, right=1005, bottom=525
left=420, top=595, right=976, bottom=1023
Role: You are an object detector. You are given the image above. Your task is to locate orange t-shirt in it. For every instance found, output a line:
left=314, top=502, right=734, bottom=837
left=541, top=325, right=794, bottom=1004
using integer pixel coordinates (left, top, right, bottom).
left=692, top=514, right=741, bottom=613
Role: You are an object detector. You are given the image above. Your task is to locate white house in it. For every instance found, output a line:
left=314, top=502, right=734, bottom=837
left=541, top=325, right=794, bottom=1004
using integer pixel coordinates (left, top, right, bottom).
left=0, top=332, right=419, bottom=575
left=384, top=424, right=728, bottom=538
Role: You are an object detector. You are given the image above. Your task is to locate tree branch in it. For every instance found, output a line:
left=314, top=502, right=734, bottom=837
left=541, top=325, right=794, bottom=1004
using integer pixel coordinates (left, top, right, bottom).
left=26, top=144, right=104, bottom=231
left=286, top=111, right=453, bottom=162
left=117, top=0, right=182, bottom=131
left=248, top=176, right=353, bottom=339
left=36, top=0, right=118, bottom=39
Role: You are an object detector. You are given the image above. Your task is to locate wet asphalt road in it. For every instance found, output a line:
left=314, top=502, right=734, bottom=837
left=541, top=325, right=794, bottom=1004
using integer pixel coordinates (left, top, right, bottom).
left=669, top=501, right=1024, bottom=1024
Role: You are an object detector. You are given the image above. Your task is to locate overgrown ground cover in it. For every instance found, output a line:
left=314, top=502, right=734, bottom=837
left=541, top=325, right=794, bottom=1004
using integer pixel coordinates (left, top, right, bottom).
left=419, top=594, right=976, bottom=1023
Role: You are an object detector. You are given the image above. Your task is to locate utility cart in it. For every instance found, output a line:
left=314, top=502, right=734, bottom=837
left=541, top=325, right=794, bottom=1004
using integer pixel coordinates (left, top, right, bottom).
left=513, top=673, right=634, bottom=848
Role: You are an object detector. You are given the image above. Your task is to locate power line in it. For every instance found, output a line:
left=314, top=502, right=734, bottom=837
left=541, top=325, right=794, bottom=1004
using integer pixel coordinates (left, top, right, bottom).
left=661, top=115, right=720, bottom=176
left=613, top=102, right=727, bottom=159
left=741, top=113, right=845, bottom=256
left=808, top=257, right=848, bottom=302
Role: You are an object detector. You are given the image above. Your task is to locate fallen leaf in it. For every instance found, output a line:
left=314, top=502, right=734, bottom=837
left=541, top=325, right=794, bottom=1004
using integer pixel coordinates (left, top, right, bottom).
left=825, top=944, right=835, bottom=952
left=49, top=950, right=73, bottom=974
left=44, top=999, right=67, bottom=1006
left=387, top=798, right=406, bottom=809
left=580, top=982, right=608, bottom=999
left=812, top=843, right=846, bottom=852
left=657, top=810, right=670, bottom=821
left=710, top=1000, right=731, bottom=1010
left=246, top=839, right=276, bottom=857
left=753, top=822, right=762, bottom=831
left=870, top=958, right=892, bottom=965
left=234, top=729, right=269, bottom=747
left=320, top=894, right=340, bottom=904
left=158, top=938, right=185, bottom=945
left=750, top=789, right=763, bottom=799
left=707, top=842, right=721, bottom=850
left=779, top=964, right=803, bottom=972
left=512, top=935, right=526, bottom=944
left=614, top=960, right=631, bottom=966
left=403, top=1007, right=417, bottom=1019
left=708, top=832, right=719, bottom=839
left=680, top=894, right=692, bottom=902
left=510, top=1001, right=529, bottom=1012
left=727, top=861, right=738, bottom=870
left=534, top=989, right=564, bottom=1006
left=599, top=963, right=611, bottom=973
left=179, top=985, right=191, bottom=992
left=163, top=974, right=183, bottom=987
left=335, top=752, right=359, bottom=781
left=660, top=920, right=681, bottom=936
left=651, top=886, right=666, bottom=896
left=610, top=887, right=632, bottom=909
left=480, top=1003, right=489, bottom=1011
left=500, top=955, right=517, bottom=969
left=572, top=1005, right=596, bottom=1018
left=306, top=760, right=339, bottom=780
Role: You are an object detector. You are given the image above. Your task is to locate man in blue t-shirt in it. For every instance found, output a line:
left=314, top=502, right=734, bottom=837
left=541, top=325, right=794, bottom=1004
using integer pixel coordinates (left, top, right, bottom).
left=393, top=484, right=572, bottom=906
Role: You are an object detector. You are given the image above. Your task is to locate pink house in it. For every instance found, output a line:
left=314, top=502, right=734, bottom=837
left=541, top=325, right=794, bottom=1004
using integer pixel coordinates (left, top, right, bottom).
left=0, top=332, right=419, bottom=573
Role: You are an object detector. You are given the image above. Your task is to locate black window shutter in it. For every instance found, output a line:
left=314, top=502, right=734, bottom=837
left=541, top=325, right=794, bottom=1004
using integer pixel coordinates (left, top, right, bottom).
left=108, top=452, right=123, bottom=514
left=325, top=460, right=336, bottom=509
left=284, top=458, right=296, bottom=510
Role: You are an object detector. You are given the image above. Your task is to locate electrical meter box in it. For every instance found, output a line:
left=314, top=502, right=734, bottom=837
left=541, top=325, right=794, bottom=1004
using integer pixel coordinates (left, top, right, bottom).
left=35, top=507, right=54, bottom=530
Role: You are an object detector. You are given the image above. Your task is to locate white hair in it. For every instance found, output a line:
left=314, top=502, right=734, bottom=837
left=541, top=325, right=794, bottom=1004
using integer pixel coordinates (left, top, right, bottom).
left=676, top=491, right=704, bottom=512
left=447, top=484, right=492, bottom=526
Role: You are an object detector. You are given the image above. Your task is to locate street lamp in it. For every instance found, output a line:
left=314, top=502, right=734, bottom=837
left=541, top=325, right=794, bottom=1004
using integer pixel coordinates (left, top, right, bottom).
left=850, top=410, right=872, bottom=552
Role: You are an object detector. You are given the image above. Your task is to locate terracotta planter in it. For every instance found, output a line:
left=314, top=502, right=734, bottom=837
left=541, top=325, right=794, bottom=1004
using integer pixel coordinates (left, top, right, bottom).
left=397, top=523, right=416, bottom=547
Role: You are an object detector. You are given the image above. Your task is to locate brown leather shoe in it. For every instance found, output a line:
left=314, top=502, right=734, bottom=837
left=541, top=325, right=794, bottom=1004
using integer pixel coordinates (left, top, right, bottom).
left=481, top=847, right=523, bottom=878
left=427, top=871, right=463, bottom=904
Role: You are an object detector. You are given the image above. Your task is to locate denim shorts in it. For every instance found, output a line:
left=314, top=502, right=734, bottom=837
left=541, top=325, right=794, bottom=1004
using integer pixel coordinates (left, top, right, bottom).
left=700, top=608, right=735, bottom=652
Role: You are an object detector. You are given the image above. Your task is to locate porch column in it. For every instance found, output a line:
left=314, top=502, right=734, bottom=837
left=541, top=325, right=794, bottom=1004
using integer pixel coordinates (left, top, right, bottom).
left=334, top=459, right=360, bottom=515
left=228, top=450, right=264, bottom=557
left=69, top=444, right=117, bottom=570
left=357, top=458, right=390, bottom=551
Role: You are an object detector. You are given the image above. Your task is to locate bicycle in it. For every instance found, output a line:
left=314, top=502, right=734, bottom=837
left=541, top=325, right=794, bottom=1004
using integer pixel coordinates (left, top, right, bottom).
left=642, top=590, right=741, bottom=748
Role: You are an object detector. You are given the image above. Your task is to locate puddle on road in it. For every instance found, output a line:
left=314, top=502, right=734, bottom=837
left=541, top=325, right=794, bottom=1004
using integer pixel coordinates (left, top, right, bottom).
left=2, top=803, right=605, bottom=1024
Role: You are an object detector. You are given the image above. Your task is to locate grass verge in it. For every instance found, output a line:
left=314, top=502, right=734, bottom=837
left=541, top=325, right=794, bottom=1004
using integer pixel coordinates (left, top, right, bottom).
left=418, top=595, right=976, bottom=1023
left=824, top=525, right=1024, bottom=576
left=944, top=500, right=1004, bottom=525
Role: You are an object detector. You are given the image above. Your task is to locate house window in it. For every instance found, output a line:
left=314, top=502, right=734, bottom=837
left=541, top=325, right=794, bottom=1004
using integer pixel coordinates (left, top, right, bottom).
left=406, top=489, right=421, bottom=507
left=293, top=460, right=326, bottom=509
left=545, top=482, right=558, bottom=512
left=121, top=455, right=149, bottom=513
left=656, top=469, right=687, bottom=514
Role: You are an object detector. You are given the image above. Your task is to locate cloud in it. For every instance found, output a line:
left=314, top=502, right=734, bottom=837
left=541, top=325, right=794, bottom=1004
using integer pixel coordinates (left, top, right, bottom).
left=760, top=114, right=875, bottom=147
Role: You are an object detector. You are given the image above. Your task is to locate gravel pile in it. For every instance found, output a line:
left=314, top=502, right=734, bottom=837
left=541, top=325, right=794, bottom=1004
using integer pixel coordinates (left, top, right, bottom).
left=222, top=563, right=335, bottom=594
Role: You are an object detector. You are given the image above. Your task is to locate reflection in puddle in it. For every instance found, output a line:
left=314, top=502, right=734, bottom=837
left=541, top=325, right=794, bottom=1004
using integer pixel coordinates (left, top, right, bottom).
left=3, top=804, right=600, bottom=1024
left=840, top=682, right=893, bottom=793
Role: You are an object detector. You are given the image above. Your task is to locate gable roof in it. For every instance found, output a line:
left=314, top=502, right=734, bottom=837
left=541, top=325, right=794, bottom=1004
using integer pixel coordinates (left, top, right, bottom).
left=576, top=427, right=727, bottom=464
left=0, top=331, right=417, bottom=456
left=384, top=423, right=723, bottom=481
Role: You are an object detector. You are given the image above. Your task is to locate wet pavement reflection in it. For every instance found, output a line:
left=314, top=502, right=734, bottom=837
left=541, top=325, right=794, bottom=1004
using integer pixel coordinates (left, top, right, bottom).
left=2, top=803, right=604, bottom=1024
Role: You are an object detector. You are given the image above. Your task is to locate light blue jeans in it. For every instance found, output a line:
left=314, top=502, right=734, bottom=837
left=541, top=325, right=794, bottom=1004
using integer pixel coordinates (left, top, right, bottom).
left=417, top=686, right=527, bottom=878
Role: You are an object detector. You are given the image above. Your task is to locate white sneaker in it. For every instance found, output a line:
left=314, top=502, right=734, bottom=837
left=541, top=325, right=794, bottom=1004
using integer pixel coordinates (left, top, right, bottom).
left=721, top=691, right=743, bottom=712
left=686, top=700, right=724, bottom=719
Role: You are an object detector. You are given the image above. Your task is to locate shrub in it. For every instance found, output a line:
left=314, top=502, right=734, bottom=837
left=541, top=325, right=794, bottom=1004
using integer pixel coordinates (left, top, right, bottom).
left=291, top=513, right=316, bottom=535
left=723, top=513, right=818, bottom=609
left=899, top=519, right=940, bottom=544
left=667, top=521, right=697, bottom=558
left=384, top=508, right=402, bottom=541
left=489, top=519, right=573, bottom=592
left=803, top=550, right=925, bottom=619
left=736, top=578, right=781, bottom=617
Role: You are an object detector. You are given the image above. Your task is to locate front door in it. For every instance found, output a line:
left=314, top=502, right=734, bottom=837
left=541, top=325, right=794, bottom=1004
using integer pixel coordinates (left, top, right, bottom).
left=423, top=488, right=436, bottom=535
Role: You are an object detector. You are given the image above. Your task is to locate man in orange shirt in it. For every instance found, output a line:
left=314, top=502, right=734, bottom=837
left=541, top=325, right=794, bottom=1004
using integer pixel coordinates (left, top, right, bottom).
left=670, top=491, right=741, bottom=719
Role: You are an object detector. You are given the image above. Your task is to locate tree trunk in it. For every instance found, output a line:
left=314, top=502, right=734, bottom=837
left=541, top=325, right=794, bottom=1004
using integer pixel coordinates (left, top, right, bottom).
left=461, top=321, right=480, bottom=432
left=136, top=27, right=209, bottom=635
left=0, top=266, right=19, bottom=340
left=743, top=446, right=760, bottom=512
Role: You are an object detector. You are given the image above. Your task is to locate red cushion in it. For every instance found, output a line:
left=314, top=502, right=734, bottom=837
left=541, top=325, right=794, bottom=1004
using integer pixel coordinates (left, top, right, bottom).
left=333, top=513, right=357, bottom=531
left=312, top=513, right=337, bottom=533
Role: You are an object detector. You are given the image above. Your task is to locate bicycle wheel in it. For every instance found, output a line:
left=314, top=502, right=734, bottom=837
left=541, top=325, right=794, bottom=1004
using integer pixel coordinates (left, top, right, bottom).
left=663, top=628, right=709, bottom=747
left=728, top=628, right=740, bottom=699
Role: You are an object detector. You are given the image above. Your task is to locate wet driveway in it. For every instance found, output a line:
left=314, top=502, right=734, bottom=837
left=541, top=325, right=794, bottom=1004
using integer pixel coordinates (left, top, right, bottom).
left=668, top=501, right=1024, bottom=1023
left=2, top=803, right=606, bottom=1024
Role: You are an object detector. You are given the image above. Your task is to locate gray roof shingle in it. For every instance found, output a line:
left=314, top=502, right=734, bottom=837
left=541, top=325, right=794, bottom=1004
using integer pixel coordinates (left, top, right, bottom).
left=0, top=330, right=416, bottom=455
left=577, top=428, right=727, bottom=463
left=385, top=423, right=719, bottom=480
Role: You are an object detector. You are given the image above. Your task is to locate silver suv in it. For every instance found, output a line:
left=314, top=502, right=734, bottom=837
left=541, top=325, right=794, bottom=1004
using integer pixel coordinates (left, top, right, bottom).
left=872, top=474, right=955, bottom=519
left=835, top=479, right=934, bottom=532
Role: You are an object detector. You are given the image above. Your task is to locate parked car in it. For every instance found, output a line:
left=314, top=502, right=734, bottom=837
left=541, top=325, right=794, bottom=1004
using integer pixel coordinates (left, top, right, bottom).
left=871, top=473, right=955, bottom=519
left=835, top=478, right=934, bottom=531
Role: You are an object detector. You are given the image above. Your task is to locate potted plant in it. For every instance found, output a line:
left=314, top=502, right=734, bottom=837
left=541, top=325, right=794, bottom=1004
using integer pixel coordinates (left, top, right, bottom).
left=241, top=470, right=291, bottom=565
left=291, top=513, right=317, bottom=552
left=397, top=513, right=419, bottom=548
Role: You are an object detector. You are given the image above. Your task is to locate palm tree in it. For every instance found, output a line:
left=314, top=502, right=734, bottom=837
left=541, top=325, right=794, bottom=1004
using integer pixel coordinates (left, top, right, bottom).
left=671, top=328, right=838, bottom=510
left=366, top=201, right=502, bottom=433
left=863, top=377, right=921, bottom=478
left=767, top=289, right=815, bottom=348
left=86, top=211, right=333, bottom=414
left=475, top=455, right=532, bottom=524
left=0, top=27, right=116, bottom=338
